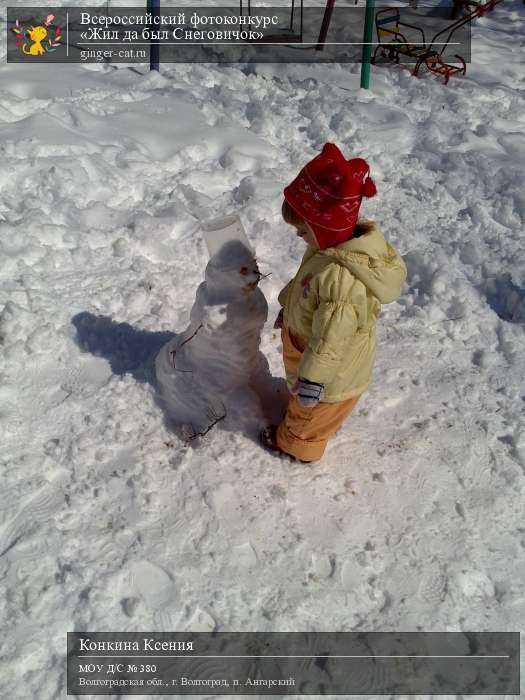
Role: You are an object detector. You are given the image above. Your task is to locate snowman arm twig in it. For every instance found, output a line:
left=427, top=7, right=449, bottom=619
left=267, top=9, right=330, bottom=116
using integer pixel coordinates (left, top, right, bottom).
left=178, top=323, right=204, bottom=349
left=187, top=404, right=227, bottom=441
left=170, top=323, right=204, bottom=370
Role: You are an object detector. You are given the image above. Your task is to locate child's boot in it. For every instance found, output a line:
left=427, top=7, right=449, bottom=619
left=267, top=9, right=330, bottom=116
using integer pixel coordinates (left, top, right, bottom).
left=259, top=425, right=311, bottom=464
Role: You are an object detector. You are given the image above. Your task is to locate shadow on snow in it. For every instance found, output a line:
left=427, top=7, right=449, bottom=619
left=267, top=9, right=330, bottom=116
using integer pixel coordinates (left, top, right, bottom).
left=71, top=311, right=288, bottom=447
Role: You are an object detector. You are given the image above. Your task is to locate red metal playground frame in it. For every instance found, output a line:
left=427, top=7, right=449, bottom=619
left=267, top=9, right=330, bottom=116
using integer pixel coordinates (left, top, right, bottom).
left=371, top=0, right=504, bottom=84
left=315, top=0, right=504, bottom=86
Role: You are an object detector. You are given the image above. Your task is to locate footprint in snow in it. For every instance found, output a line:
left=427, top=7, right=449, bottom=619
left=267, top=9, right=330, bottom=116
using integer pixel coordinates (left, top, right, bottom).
left=417, top=563, right=448, bottom=606
left=129, top=560, right=180, bottom=631
left=181, top=607, right=217, bottom=633
left=0, top=484, right=64, bottom=559
left=310, top=553, right=334, bottom=580
left=232, top=542, right=257, bottom=570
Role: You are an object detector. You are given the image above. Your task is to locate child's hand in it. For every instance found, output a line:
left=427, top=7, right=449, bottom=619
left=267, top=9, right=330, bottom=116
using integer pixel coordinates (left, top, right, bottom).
left=273, top=308, right=284, bottom=329
left=291, top=377, right=325, bottom=408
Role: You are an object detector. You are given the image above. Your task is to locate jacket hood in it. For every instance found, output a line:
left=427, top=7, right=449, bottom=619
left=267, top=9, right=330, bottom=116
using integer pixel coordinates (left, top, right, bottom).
left=320, top=221, right=407, bottom=304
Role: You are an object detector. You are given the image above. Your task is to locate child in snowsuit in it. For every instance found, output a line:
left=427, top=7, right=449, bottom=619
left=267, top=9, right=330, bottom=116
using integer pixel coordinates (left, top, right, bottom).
left=260, top=143, right=407, bottom=462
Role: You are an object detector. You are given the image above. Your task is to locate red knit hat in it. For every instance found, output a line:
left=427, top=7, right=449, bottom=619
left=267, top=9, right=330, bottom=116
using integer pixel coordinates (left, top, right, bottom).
left=283, top=143, right=377, bottom=250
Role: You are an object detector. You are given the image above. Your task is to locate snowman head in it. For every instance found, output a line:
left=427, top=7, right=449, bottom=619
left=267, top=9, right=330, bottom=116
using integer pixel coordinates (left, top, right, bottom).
left=205, top=240, right=261, bottom=299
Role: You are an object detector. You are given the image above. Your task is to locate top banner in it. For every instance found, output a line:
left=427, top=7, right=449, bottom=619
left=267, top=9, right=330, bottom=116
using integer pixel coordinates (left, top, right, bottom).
left=6, top=5, right=471, bottom=64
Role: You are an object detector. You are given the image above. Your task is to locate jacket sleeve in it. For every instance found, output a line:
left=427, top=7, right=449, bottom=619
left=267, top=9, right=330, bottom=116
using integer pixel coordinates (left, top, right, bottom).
left=298, top=281, right=359, bottom=386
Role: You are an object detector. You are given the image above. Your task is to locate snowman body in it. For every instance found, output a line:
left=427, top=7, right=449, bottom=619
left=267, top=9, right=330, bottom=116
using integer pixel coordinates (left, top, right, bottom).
left=155, top=240, right=268, bottom=436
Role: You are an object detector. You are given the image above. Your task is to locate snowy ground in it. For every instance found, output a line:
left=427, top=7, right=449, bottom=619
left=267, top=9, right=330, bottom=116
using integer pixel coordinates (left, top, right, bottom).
left=0, top=1, right=524, bottom=698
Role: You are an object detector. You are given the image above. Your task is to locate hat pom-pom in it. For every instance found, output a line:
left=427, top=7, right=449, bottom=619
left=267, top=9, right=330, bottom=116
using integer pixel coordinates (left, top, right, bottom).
left=361, top=176, right=377, bottom=198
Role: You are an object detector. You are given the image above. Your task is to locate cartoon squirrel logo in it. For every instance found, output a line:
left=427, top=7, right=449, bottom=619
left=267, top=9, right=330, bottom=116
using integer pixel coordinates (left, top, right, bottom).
left=12, top=14, right=62, bottom=56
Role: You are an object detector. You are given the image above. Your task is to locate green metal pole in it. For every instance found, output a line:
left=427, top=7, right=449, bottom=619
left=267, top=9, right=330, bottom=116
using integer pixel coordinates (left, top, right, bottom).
left=360, top=0, right=375, bottom=89
left=147, top=0, right=160, bottom=71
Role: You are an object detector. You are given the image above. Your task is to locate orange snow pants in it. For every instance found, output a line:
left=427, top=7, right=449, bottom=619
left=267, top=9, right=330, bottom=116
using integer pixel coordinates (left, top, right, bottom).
left=276, top=325, right=360, bottom=462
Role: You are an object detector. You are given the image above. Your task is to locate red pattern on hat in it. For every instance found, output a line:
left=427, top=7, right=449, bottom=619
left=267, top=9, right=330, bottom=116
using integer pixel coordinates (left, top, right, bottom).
left=283, top=143, right=377, bottom=250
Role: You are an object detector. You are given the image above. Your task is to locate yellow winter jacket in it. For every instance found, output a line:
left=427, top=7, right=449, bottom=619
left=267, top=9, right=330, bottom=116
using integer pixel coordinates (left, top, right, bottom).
left=278, top=221, right=407, bottom=402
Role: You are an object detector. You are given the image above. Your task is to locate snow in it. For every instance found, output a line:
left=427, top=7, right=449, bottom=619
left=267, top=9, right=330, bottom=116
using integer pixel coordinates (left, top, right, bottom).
left=0, top=1, right=524, bottom=698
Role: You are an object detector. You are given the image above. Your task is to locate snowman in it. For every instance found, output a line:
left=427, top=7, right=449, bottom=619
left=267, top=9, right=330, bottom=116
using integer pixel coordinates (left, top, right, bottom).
left=155, top=216, right=269, bottom=439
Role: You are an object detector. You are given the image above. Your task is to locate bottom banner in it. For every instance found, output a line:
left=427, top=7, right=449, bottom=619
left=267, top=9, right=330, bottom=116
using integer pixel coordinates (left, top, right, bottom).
left=67, top=632, right=520, bottom=695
